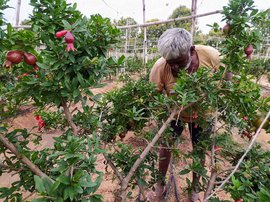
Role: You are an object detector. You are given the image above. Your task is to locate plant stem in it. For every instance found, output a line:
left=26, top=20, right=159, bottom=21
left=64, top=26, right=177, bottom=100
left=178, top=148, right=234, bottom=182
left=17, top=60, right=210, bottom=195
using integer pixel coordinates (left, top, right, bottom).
left=204, top=168, right=218, bottom=201
left=203, top=110, right=270, bottom=201
left=61, top=98, right=78, bottom=135
left=103, top=153, right=123, bottom=181
left=119, top=107, right=177, bottom=202
left=0, top=135, right=49, bottom=179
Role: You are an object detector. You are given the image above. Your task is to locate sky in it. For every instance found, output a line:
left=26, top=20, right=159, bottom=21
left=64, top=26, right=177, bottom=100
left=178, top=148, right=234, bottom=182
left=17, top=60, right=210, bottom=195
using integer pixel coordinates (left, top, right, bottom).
left=3, top=0, right=270, bottom=34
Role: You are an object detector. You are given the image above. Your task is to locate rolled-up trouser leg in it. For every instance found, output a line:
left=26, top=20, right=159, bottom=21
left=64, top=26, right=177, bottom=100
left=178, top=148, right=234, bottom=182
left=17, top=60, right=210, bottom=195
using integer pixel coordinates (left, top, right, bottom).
left=157, top=120, right=184, bottom=193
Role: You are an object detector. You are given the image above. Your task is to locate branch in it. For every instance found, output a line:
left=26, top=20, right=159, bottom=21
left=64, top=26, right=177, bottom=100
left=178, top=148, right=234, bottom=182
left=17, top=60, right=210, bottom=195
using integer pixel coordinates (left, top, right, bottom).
left=204, top=168, right=218, bottom=200
left=204, top=109, right=219, bottom=200
left=121, top=107, right=177, bottom=188
left=61, top=98, right=79, bottom=135
left=103, top=153, right=123, bottom=182
left=0, top=135, right=49, bottom=179
left=204, top=110, right=270, bottom=201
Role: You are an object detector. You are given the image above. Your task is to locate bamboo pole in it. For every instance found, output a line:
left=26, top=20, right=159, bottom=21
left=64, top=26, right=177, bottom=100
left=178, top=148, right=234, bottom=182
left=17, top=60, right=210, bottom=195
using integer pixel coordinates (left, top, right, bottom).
left=15, top=0, right=21, bottom=26
left=190, top=0, right=198, bottom=37
left=142, top=0, right=148, bottom=70
left=117, top=10, right=222, bottom=29
left=12, top=11, right=222, bottom=30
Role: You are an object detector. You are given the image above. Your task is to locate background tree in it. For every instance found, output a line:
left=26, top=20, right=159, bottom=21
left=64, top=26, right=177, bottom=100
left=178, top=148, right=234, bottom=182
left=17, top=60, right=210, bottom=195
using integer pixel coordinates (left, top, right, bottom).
left=168, top=5, right=192, bottom=30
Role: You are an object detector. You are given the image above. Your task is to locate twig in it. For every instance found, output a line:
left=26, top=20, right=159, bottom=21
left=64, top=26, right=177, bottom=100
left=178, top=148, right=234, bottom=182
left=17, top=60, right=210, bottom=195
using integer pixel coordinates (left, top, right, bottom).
left=204, top=168, right=218, bottom=200
left=22, top=191, right=36, bottom=202
left=103, top=154, right=123, bottom=181
left=204, top=110, right=270, bottom=201
left=61, top=98, right=79, bottom=135
left=204, top=107, right=220, bottom=200
left=0, top=135, right=49, bottom=179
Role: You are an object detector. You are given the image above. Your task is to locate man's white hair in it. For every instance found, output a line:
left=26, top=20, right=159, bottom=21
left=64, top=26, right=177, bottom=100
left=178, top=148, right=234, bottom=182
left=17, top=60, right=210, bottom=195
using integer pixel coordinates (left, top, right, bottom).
left=158, top=28, right=192, bottom=60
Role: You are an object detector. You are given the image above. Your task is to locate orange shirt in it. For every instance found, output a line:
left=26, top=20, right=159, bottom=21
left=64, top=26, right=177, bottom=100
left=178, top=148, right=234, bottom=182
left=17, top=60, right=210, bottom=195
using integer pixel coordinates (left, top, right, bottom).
left=149, top=45, right=220, bottom=122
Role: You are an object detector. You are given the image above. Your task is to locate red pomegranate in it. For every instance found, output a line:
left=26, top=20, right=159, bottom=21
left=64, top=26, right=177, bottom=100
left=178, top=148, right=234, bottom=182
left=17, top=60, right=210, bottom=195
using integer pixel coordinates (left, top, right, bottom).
left=6, top=50, right=23, bottom=64
left=23, top=52, right=37, bottom=65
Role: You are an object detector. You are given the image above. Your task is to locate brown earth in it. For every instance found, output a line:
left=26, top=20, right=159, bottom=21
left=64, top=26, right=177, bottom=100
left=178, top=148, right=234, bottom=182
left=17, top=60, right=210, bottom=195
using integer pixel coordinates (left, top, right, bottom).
left=0, top=75, right=269, bottom=202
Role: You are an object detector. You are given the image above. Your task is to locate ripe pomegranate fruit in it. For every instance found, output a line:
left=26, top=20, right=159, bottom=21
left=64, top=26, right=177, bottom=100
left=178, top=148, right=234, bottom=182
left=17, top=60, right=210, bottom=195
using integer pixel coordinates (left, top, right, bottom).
left=65, top=31, right=74, bottom=43
left=55, top=30, right=68, bottom=38
left=23, top=52, right=37, bottom=65
left=225, top=71, right=233, bottom=81
left=119, top=132, right=126, bottom=139
left=244, top=44, right=254, bottom=60
left=6, top=50, right=23, bottom=64
left=222, top=23, right=231, bottom=35
left=64, top=31, right=75, bottom=51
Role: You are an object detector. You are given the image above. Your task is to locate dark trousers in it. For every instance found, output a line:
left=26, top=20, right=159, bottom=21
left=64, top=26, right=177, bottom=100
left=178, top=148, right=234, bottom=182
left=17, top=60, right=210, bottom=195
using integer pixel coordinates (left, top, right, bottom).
left=159, top=120, right=212, bottom=192
left=170, top=120, right=211, bottom=146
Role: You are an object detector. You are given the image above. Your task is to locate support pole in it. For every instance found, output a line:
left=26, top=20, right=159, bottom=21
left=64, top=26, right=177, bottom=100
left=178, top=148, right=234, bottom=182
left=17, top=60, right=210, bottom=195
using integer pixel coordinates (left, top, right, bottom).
left=15, top=0, right=21, bottom=26
left=191, top=0, right=198, bottom=37
left=142, top=0, right=147, bottom=71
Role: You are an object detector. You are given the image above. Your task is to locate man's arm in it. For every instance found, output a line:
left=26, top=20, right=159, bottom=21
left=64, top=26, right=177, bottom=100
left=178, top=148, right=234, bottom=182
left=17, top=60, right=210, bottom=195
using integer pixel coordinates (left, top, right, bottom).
left=149, top=58, right=165, bottom=93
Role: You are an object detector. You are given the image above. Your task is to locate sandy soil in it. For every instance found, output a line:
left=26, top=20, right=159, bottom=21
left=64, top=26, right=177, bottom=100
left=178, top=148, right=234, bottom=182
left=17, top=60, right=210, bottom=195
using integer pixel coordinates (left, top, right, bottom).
left=0, top=75, right=269, bottom=202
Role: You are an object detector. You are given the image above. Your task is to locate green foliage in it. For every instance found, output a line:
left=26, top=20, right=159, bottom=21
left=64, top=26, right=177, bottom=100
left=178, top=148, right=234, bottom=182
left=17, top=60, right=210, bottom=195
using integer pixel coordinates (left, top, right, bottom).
left=0, top=0, right=122, bottom=201
left=108, top=142, right=158, bottom=188
left=124, top=55, right=144, bottom=73
left=145, top=18, right=167, bottom=40
left=14, top=13, right=121, bottom=106
left=246, top=58, right=270, bottom=80
left=168, top=5, right=192, bottom=30
left=97, top=78, right=168, bottom=142
left=227, top=146, right=270, bottom=202
left=35, top=108, right=66, bottom=130
left=0, top=126, right=104, bottom=201
left=221, top=0, right=264, bottom=72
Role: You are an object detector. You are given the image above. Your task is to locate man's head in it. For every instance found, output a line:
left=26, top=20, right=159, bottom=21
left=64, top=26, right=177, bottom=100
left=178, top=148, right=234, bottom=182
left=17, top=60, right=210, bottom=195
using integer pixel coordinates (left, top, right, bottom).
left=158, top=28, right=193, bottom=72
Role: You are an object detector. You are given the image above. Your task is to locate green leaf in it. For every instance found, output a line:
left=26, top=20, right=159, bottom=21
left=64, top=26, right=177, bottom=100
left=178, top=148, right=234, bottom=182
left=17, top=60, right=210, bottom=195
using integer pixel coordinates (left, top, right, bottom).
left=36, top=62, right=49, bottom=69
left=34, top=175, right=46, bottom=193
left=90, top=194, right=103, bottom=202
left=42, top=176, right=54, bottom=194
left=54, top=97, right=61, bottom=107
left=32, top=198, right=47, bottom=202
left=55, top=197, right=64, bottom=202
left=50, top=181, right=60, bottom=193
left=179, top=169, right=190, bottom=175
left=63, top=186, right=76, bottom=201
left=62, top=20, right=72, bottom=30
left=77, top=73, right=85, bottom=86
left=73, top=89, right=80, bottom=98
left=72, top=170, right=84, bottom=182
left=57, top=175, right=70, bottom=185
left=117, top=55, right=125, bottom=65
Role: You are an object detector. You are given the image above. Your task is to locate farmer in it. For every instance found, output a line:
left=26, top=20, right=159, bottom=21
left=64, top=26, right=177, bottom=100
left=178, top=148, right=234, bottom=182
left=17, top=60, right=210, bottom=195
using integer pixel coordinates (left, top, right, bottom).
left=149, top=28, right=220, bottom=201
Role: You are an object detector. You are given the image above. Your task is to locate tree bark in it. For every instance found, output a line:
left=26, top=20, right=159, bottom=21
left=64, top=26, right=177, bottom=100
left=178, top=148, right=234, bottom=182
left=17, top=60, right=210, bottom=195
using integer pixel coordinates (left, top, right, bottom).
left=61, top=98, right=79, bottom=135
left=0, top=135, right=49, bottom=178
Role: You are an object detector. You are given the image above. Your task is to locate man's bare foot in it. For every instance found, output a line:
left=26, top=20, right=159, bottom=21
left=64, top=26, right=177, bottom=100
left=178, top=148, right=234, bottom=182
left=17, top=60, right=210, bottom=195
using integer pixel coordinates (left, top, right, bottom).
left=146, top=185, right=165, bottom=202
left=190, top=190, right=201, bottom=202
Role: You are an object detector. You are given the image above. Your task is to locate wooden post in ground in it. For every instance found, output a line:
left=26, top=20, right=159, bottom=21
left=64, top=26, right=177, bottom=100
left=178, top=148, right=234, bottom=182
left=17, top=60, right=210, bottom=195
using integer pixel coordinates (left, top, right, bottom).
left=15, top=0, right=22, bottom=26
left=191, top=0, right=198, bottom=37
left=142, top=0, right=148, bottom=72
